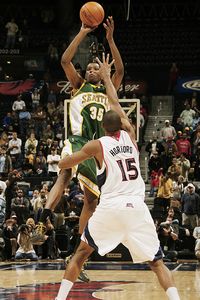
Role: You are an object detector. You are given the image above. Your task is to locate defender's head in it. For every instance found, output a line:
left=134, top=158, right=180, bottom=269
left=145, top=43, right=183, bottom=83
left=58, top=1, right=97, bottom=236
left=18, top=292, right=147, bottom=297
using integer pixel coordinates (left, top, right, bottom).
left=102, top=110, right=122, bottom=133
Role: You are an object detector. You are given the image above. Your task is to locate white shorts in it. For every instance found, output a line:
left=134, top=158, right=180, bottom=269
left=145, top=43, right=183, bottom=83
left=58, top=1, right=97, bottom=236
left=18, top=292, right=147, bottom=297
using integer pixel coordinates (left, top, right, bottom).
left=81, top=200, right=161, bottom=263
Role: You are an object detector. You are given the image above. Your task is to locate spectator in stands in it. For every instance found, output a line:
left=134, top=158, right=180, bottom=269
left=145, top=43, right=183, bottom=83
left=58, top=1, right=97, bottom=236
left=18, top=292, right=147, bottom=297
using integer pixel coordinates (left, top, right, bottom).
left=42, top=124, right=55, bottom=141
left=5, top=18, right=18, bottom=49
left=2, top=112, right=14, bottom=131
left=191, top=92, right=200, bottom=115
left=25, top=133, right=38, bottom=156
left=191, top=129, right=200, bottom=156
left=31, top=88, right=40, bottom=110
left=47, top=101, right=56, bottom=118
left=181, top=183, right=200, bottom=230
left=180, top=103, right=195, bottom=127
left=173, top=117, right=184, bottom=134
left=162, top=137, right=178, bottom=172
left=193, top=218, right=200, bottom=261
left=30, top=189, right=40, bottom=212
left=148, top=151, right=163, bottom=174
left=5, top=170, right=22, bottom=220
left=149, top=168, right=163, bottom=198
left=34, top=150, right=47, bottom=176
left=47, top=90, right=57, bottom=105
left=168, top=157, right=181, bottom=182
left=192, top=112, right=200, bottom=131
left=172, top=175, right=185, bottom=200
left=47, top=148, right=60, bottom=177
left=160, top=120, right=176, bottom=141
left=12, top=95, right=25, bottom=114
left=175, top=132, right=191, bottom=157
left=11, top=189, right=30, bottom=225
left=177, top=153, right=191, bottom=181
left=8, top=132, right=22, bottom=169
left=41, top=183, right=50, bottom=198
left=33, top=189, right=47, bottom=222
left=145, top=137, right=165, bottom=158
left=37, top=217, right=56, bottom=260
left=15, top=223, right=38, bottom=261
left=18, top=105, right=31, bottom=140
left=32, top=106, right=47, bottom=139
left=2, top=218, right=18, bottom=260
left=156, top=172, right=174, bottom=214
left=0, top=132, right=9, bottom=149
left=0, top=184, right=6, bottom=226
left=21, top=157, right=35, bottom=177
left=158, top=207, right=179, bottom=261
left=0, top=146, right=12, bottom=178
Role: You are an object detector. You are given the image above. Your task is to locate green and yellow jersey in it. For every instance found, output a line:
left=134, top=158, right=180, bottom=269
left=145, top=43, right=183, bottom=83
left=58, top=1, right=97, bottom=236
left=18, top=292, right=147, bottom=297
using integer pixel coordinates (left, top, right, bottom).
left=69, top=81, right=110, bottom=140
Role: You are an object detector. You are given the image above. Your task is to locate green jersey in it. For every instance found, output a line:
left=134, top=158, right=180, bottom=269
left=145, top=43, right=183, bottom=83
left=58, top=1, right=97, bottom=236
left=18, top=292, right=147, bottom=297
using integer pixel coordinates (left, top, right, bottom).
left=69, top=81, right=110, bottom=140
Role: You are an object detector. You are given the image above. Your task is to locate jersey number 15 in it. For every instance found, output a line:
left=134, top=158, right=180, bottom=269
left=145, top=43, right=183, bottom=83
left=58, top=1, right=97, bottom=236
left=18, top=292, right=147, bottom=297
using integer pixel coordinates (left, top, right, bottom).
left=117, top=158, right=138, bottom=181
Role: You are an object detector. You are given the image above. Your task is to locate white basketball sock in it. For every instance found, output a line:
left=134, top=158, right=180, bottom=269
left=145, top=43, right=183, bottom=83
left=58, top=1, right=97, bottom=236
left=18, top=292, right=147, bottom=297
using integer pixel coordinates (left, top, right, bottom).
left=166, top=287, right=180, bottom=300
left=55, top=279, right=73, bottom=300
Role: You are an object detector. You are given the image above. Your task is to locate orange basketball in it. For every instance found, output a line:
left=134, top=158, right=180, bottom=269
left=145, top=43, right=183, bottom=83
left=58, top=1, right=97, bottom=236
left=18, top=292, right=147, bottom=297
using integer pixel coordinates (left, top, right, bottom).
left=80, top=2, right=105, bottom=27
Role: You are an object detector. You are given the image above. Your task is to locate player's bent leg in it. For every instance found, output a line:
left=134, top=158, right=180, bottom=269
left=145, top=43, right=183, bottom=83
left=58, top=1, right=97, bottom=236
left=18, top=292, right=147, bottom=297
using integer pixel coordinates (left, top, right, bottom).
left=55, top=242, right=94, bottom=300
left=78, top=186, right=98, bottom=235
left=68, top=187, right=97, bottom=282
left=64, top=241, right=94, bottom=282
left=35, top=169, right=72, bottom=244
left=149, top=259, right=180, bottom=299
left=45, top=168, right=72, bottom=211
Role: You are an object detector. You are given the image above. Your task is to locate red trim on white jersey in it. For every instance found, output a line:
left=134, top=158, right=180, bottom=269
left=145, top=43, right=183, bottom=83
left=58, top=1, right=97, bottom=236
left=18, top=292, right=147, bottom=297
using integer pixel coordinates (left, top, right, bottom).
left=99, top=140, right=108, bottom=177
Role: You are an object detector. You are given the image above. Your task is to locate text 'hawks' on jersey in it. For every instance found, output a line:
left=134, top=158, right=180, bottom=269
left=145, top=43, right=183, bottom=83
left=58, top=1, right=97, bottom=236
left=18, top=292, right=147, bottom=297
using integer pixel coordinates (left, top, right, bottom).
left=97, top=130, right=145, bottom=206
left=69, top=81, right=110, bottom=140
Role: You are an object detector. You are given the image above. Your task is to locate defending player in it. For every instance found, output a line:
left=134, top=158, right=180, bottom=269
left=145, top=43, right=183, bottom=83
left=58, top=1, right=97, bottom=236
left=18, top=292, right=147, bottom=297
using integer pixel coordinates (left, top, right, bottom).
left=55, top=54, right=180, bottom=300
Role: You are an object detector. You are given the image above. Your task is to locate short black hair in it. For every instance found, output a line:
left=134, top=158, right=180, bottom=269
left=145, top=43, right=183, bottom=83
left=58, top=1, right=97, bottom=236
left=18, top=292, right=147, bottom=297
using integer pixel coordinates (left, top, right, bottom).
left=102, top=110, right=122, bottom=133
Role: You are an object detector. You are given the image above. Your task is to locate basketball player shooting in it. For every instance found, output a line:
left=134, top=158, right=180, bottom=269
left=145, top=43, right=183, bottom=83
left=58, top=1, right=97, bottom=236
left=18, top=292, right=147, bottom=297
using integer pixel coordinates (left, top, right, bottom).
left=35, top=15, right=124, bottom=282
left=55, top=54, right=180, bottom=300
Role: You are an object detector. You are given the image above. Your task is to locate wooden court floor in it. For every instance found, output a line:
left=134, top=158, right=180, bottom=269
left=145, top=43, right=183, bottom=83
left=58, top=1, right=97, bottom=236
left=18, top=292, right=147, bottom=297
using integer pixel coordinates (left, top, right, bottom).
left=0, top=260, right=200, bottom=299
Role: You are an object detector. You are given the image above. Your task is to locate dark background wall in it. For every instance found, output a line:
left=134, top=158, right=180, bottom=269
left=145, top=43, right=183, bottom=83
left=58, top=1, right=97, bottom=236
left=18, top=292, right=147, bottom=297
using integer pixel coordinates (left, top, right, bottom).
left=0, top=0, right=199, bottom=95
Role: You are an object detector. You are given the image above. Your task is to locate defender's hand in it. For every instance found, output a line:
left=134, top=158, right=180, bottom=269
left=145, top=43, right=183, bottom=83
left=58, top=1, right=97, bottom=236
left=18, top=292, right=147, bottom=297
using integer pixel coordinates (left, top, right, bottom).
left=96, top=53, right=114, bottom=81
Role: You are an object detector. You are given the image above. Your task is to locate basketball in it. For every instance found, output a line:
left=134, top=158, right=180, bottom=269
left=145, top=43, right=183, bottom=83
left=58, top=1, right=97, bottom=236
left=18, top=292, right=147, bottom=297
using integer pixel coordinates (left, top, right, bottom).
left=80, top=2, right=105, bottom=27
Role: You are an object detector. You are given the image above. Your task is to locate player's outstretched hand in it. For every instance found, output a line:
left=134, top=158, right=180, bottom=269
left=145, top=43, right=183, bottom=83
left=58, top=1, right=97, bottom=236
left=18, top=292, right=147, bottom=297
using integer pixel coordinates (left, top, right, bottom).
left=103, top=16, right=114, bottom=41
left=96, top=53, right=115, bottom=81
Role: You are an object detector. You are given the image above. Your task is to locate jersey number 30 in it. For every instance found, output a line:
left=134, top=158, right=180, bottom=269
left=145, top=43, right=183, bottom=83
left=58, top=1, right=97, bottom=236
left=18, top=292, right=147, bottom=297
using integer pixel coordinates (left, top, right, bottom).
left=117, top=158, right=138, bottom=181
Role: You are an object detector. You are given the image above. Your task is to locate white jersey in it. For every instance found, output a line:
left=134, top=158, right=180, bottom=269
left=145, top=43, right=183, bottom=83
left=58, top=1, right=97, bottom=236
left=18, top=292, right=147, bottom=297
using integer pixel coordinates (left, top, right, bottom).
left=82, top=130, right=160, bottom=262
left=97, top=130, right=145, bottom=208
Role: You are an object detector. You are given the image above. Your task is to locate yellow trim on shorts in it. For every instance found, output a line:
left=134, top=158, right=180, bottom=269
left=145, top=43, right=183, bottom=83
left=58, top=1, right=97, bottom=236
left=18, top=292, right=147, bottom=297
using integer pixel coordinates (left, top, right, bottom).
left=78, top=174, right=100, bottom=197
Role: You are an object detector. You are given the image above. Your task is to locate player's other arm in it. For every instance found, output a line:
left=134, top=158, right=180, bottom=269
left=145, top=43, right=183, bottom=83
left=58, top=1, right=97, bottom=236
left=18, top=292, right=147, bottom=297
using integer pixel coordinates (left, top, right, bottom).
left=97, top=55, right=135, bottom=142
left=61, top=24, right=95, bottom=89
left=58, top=140, right=101, bottom=169
left=103, top=16, right=124, bottom=90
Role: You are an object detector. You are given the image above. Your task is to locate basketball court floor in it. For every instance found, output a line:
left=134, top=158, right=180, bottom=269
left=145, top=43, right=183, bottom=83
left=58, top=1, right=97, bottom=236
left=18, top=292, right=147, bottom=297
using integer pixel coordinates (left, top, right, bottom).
left=0, top=260, right=200, bottom=299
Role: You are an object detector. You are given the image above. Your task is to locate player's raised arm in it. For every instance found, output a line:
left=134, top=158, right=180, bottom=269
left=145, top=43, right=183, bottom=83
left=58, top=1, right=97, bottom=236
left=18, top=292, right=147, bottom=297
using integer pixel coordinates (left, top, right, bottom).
left=96, top=54, right=135, bottom=141
left=61, top=24, right=96, bottom=89
left=103, top=16, right=124, bottom=90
